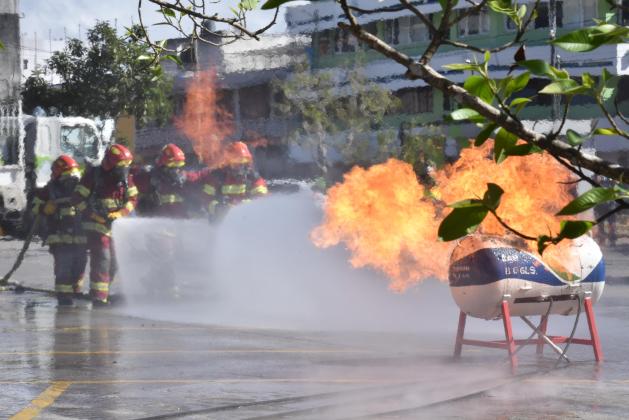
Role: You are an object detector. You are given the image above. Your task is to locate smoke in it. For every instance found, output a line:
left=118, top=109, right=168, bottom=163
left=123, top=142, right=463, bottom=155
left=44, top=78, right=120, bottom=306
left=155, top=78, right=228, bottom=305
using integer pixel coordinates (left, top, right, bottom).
left=113, top=185, right=459, bottom=332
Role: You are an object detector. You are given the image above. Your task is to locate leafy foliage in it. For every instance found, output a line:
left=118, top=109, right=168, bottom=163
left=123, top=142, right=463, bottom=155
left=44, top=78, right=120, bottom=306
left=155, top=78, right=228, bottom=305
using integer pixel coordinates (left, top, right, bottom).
left=273, top=62, right=400, bottom=180
left=21, top=22, right=173, bottom=126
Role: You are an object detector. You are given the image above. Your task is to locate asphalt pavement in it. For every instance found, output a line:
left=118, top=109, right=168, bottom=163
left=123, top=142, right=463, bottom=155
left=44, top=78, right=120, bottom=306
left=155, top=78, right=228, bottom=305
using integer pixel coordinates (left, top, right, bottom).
left=1, top=237, right=629, bottom=419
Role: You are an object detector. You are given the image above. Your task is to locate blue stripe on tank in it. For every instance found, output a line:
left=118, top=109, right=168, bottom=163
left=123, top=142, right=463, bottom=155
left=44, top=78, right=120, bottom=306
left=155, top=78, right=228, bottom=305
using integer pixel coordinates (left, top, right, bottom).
left=449, top=247, right=605, bottom=288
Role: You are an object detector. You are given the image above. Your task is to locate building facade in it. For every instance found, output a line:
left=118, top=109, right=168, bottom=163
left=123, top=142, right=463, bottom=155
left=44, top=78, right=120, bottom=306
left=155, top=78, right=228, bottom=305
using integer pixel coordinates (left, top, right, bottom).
left=285, top=0, right=629, bottom=165
left=135, top=30, right=309, bottom=176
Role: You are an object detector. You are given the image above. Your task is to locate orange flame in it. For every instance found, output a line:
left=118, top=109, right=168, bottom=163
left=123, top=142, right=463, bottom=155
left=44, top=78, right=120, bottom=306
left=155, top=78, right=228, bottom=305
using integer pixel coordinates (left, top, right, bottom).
left=313, top=141, right=576, bottom=291
left=434, top=142, right=575, bottom=238
left=175, top=70, right=233, bottom=168
left=311, top=159, right=451, bottom=292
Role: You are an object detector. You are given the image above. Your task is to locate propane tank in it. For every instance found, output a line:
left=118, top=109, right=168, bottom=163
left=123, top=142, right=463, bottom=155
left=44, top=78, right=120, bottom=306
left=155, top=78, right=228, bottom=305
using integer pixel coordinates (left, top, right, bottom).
left=449, top=235, right=605, bottom=320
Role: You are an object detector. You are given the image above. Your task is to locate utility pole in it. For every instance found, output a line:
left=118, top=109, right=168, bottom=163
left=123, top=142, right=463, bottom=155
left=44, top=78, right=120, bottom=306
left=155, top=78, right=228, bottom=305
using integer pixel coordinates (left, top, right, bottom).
left=549, top=0, right=561, bottom=124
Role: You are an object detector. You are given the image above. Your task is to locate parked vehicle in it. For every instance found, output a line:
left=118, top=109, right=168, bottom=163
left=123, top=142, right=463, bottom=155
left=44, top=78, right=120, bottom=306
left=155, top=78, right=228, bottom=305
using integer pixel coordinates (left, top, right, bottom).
left=0, top=113, right=114, bottom=235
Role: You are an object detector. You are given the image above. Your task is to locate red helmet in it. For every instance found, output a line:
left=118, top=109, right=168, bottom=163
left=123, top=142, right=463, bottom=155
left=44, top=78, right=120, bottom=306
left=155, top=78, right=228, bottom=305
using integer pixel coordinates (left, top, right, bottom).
left=102, top=144, right=133, bottom=171
left=226, top=141, right=252, bottom=166
left=157, top=143, right=185, bottom=168
left=51, top=155, right=80, bottom=180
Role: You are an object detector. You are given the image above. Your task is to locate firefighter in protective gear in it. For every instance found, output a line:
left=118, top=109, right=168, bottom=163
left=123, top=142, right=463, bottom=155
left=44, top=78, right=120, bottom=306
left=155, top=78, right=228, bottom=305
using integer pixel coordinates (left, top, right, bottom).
left=32, top=155, right=87, bottom=306
left=135, top=143, right=209, bottom=218
left=73, top=144, right=138, bottom=305
left=202, top=141, right=268, bottom=221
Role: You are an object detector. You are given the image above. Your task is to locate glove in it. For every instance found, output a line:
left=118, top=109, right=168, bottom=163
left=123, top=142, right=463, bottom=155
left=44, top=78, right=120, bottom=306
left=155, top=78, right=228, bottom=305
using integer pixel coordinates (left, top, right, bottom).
left=90, top=213, right=107, bottom=224
left=108, top=211, right=123, bottom=221
left=43, top=201, right=57, bottom=216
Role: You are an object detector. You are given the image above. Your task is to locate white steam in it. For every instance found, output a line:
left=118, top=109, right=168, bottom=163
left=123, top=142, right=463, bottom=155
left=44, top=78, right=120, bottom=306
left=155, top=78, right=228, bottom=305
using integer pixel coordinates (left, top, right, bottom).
left=113, top=185, right=459, bottom=332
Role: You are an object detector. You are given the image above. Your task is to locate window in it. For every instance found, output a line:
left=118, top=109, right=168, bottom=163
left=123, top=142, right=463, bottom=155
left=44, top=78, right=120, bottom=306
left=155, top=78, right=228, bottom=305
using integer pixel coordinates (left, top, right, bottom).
left=384, top=19, right=400, bottom=45
left=583, top=0, right=598, bottom=25
left=239, top=84, right=271, bottom=120
left=334, top=28, right=357, bottom=53
left=458, top=9, right=490, bottom=37
left=318, top=29, right=334, bottom=56
left=60, top=125, right=100, bottom=161
left=535, top=2, right=563, bottom=29
left=563, top=0, right=597, bottom=28
left=624, top=0, right=629, bottom=25
left=410, top=15, right=431, bottom=42
left=23, top=59, right=28, bottom=70
left=396, top=86, right=433, bottom=114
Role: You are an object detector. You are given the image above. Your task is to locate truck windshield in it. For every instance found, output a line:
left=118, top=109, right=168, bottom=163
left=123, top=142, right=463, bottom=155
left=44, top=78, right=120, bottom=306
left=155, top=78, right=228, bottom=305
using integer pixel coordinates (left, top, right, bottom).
left=60, top=125, right=100, bottom=161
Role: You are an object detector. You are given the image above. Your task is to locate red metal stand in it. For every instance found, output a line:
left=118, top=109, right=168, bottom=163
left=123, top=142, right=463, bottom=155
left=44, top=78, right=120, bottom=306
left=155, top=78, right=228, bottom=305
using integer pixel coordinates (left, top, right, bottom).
left=453, top=297, right=603, bottom=370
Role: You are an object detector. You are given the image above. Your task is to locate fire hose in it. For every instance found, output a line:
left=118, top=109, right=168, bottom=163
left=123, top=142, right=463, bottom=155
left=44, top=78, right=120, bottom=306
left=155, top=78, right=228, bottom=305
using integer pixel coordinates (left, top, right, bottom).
left=0, top=215, right=40, bottom=286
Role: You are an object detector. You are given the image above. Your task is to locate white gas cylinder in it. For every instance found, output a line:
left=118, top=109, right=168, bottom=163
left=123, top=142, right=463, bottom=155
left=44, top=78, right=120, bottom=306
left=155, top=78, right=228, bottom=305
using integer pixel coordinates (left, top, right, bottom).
left=449, top=235, right=605, bottom=320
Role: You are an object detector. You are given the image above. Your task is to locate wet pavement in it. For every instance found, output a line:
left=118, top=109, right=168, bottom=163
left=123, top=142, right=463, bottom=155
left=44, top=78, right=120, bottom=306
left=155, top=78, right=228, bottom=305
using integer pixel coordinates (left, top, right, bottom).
left=1, top=237, right=629, bottom=419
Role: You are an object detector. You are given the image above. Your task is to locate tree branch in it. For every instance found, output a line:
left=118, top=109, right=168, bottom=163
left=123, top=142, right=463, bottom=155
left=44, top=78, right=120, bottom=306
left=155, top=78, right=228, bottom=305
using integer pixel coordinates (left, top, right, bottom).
left=337, top=17, right=629, bottom=183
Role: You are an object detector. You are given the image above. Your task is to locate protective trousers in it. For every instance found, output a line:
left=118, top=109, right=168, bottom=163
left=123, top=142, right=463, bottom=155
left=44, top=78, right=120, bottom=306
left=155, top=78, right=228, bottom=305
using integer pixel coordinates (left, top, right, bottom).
left=87, top=232, right=116, bottom=303
left=51, top=244, right=87, bottom=298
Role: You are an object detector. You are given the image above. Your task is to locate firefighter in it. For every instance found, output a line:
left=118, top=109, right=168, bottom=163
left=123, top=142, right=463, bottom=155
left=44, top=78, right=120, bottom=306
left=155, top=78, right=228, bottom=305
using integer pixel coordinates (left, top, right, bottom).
left=202, top=141, right=268, bottom=221
left=32, top=155, right=87, bottom=306
left=73, top=144, right=138, bottom=306
left=136, top=143, right=208, bottom=219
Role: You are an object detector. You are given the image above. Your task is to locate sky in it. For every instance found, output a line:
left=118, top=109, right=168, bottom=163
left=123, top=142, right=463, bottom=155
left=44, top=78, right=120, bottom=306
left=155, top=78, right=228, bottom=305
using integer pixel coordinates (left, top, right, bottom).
left=19, top=0, right=290, bottom=44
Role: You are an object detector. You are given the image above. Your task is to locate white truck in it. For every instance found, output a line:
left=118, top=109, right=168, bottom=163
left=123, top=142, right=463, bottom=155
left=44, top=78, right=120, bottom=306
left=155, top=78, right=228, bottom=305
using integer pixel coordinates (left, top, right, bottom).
left=0, top=113, right=114, bottom=235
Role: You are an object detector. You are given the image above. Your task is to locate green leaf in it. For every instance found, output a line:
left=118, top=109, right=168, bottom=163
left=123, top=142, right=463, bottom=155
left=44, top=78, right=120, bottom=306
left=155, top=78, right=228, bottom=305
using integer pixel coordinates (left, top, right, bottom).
left=553, top=25, right=629, bottom=52
left=448, top=199, right=485, bottom=209
left=509, top=97, right=532, bottom=113
left=537, top=235, right=552, bottom=255
left=482, top=183, right=504, bottom=211
left=450, top=108, right=483, bottom=121
left=137, top=54, right=153, bottom=61
left=593, top=128, right=620, bottom=136
left=605, top=12, right=615, bottom=23
left=566, top=129, right=590, bottom=146
left=558, top=220, right=596, bottom=239
left=443, top=62, right=479, bottom=71
left=539, top=79, right=587, bottom=95
left=557, top=187, right=619, bottom=216
left=239, top=0, right=259, bottom=11
left=504, top=143, right=542, bottom=156
left=488, top=0, right=514, bottom=13
left=161, top=7, right=176, bottom=18
left=0, top=40, right=4, bottom=50
left=261, top=0, right=299, bottom=9
left=494, top=128, right=518, bottom=163
left=582, top=72, right=595, bottom=89
left=438, top=206, right=489, bottom=241
left=508, top=71, right=530, bottom=94
left=163, top=54, right=183, bottom=66
left=517, top=60, right=554, bottom=78
left=475, top=123, right=497, bottom=146
left=464, top=75, right=494, bottom=103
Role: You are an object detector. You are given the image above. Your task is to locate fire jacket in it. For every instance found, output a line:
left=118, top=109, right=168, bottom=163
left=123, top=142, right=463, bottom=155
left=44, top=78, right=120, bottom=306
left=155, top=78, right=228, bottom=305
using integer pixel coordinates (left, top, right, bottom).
left=201, top=166, right=268, bottom=214
left=134, top=166, right=210, bottom=218
left=32, top=178, right=86, bottom=245
left=72, top=166, right=138, bottom=236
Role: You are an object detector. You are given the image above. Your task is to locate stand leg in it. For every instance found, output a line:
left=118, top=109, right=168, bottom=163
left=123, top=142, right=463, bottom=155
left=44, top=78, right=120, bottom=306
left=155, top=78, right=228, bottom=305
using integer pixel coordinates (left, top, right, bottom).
left=501, top=300, right=518, bottom=370
left=536, top=314, right=548, bottom=355
left=584, top=297, right=603, bottom=362
left=454, top=311, right=466, bottom=358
